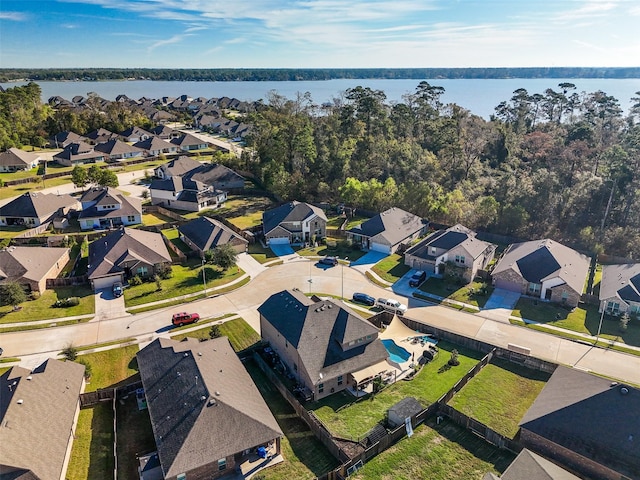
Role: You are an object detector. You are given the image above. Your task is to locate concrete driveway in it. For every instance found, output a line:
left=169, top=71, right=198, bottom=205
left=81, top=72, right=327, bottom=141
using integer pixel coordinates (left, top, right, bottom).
left=350, top=251, right=389, bottom=273
left=269, top=243, right=295, bottom=256
left=94, top=288, right=129, bottom=320
left=476, top=288, right=520, bottom=323
left=236, top=252, right=267, bottom=279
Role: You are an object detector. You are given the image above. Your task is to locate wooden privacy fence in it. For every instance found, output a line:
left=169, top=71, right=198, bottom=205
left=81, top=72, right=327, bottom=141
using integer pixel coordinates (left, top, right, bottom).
left=80, top=388, right=115, bottom=407
left=46, top=275, right=88, bottom=288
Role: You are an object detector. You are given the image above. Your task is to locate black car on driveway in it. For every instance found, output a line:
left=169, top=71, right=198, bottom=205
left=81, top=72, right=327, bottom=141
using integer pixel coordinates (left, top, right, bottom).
left=409, top=270, right=427, bottom=287
left=352, top=292, right=376, bottom=306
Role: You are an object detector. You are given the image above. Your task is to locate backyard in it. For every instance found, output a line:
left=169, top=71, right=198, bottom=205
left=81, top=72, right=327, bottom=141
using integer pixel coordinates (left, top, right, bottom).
left=418, top=278, right=494, bottom=308
left=181, top=194, right=275, bottom=230
left=309, top=341, right=485, bottom=440
left=116, top=395, right=156, bottom=480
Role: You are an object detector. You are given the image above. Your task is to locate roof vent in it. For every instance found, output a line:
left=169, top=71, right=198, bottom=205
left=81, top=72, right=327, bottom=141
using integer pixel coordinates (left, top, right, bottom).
left=201, top=395, right=206, bottom=401
left=208, top=398, right=217, bottom=406
left=26, top=376, right=32, bottom=381
left=621, top=387, right=630, bottom=395
left=215, top=391, right=221, bottom=396
left=198, top=352, right=202, bottom=356
left=183, top=352, right=188, bottom=357
left=177, top=372, right=181, bottom=377
left=17, top=399, right=23, bottom=405
left=611, top=382, right=619, bottom=387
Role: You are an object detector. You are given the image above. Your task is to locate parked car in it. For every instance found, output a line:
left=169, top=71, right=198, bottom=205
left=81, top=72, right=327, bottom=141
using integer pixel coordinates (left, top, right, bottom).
left=112, top=282, right=123, bottom=298
left=376, top=298, right=408, bottom=315
left=319, top=256, right=338, bottom=266
left=172, top=312, right=200, bottom=327
left=352, top=292, right=376, bottom=306
left=409, top=270, right=427, bottom=287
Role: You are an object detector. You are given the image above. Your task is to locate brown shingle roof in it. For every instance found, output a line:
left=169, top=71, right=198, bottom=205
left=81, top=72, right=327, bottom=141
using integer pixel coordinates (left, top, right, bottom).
left=0, top=246, right=69, bottom=285
left=0, top=148, right=41, bottom=168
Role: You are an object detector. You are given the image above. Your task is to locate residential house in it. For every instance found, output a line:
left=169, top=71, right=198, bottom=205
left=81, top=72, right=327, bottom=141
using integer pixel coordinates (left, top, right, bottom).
left=137, top=337, right=283, bottom=480
left=53, top=141, right=105, bottom=166
left=0, top=192, right=80, bottom=227
left=347, top=207, right=428, bottom=255
left=85, top=128, right=117, bottom=144
left=598, top=263, right=640, bottom=317
left=0, top=148, right=41, bottom=173
left=87, top=227, right=172, bottom=290
left=258, top=290, right=390, bottom=400
left=0, top=359, right=85, bottom=480
left=0, top=246, right=70, bottom=293
left=118, top=126, right=152, bottom=143
left=178, top=217, right=248, bottom=257
left=153, top=156, right=203, bottom=179
left=170, top=133, right=209, bottom=152
left=404, top=224, right=496, bottom=282
left=94, top=139, right=144, bottom=162
left=185, top=163, right=246, bottom=191
left=133, top=136, right=179, bottom=157
left=149, top=125, right=181, bottom=140
left=262, top=201, right=327, bottom=246
left=149, top=176, right=227, bottom=212
left=483, top=449, right=581, bottom=480
left=491, top=239, right=590, bottom=307
left=78, top=186, right=142, bottom=230
left=50, top=131, right=86, bottom=148
left=519, top=366, right=640, bottom=480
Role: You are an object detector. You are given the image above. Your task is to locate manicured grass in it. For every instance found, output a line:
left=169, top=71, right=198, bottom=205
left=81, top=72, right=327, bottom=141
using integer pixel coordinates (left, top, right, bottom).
left=142, top=212, right=174, bottom=226
left=0, top=225, right=29, bottom=239
left=116, top=395, right=156, bottom=480
left=296, top=242, right=366, bottom=262
left=248, top=242, right=279, bottom=263
left=591, top=264, right=603, bottom=296
left=366, top=271, right=392, bottom=288
left=344, top=216, right=368, bottom=230
left=0, top=166, right=39, bottom=181
left=0, top=286, right=95, bottom=325
left=66, top=403, right=114, bottom=480
left=171, top=317, right=261, bottom=352
left=244, top=359, right=340, bottom=480
left=160, top=227, right=191, bottom=253
left=78, top=345, right=140, bottom=392
left=350, top=417, right=514, bottom=480
left=326, top=215, right=347, bottom=228
left=419, top=278, right=493, bottom=307
left=123, top=262, right=244, bottom=307
left=371, top=254, right=410, bottom=284
left=184, top=194, right=274, bottom=229
left=227, top=210, right=264, bottom=230
left=310, top=342, right=484, bottom=440
left=449, top=359, right=549, bottom=438
left=0, top=176, right=72, bottom=200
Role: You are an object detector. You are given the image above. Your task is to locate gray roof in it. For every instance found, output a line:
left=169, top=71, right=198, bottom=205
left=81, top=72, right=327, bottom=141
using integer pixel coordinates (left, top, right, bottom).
left=520, top=366, right=640, bottom=478
left=119, top=126, right=152, bottom=140
left=87, top=227, right=171, bottom=280
left=154, top=156, right=202, bottom=178
left=348, top=207, right=426, bottom=246
left=262, top=201, right=327, bottom=236
left=85, top=128, right=115, bottom=141
left=500, top=449, right=580, bottom=480
left=0, top=192, right=80, bottom=220
left=388, top=397, right=423, bottom=419
left=0, top=359, right=85, bottom=480
left=406, top=224, right=493, bottom=260
left=258, top=290, right=389, bottom=385
left=78, top=187, right=142, bottom=221
left=137, top=337, right=282, bottom=478
left=178, top=217, right=247, bottom=252
left=94, top=139, right=144, bottom=156
left=0, top=148, right=40, bottom=168
left=600, top=263, right=640, bottom=304
left=184, top=163, right=245, bottom=188
left=50, top=131, right=85, bottom=147
left=0, top=246, right=69, bottom=285
left=132, top=136, right=176, bottom=151
left=492, top=239, right=591, bottom=294
left=170, top=133, right=207, bottom=147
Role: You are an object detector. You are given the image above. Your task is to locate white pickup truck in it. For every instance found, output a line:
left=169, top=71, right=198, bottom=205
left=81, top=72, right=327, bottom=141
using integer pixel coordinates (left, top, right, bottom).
left=376, top=298, right=408, bottom=315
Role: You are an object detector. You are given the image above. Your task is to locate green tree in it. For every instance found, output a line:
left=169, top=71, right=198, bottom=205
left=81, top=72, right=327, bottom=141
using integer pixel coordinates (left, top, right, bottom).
left=210, top=244, right=238, bottom=271
left=62, top=344, right=78, bottom=361
left=87, top=164, right=102, bottom=185
left=0, top=281, right=27, bottom=309
left=209, top=324, right=222, bottom=339
left=99, top=169, right=119, bottom=187
left=71, top=166, right=88, bottom=190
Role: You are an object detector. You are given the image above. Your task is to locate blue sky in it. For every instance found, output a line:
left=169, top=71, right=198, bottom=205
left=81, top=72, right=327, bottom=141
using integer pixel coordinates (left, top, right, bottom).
left=1, top=0, right=639, bottom=68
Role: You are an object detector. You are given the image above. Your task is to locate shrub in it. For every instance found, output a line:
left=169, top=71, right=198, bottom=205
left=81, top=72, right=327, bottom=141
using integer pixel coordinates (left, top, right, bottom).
left=30, top=291, right=41, bottom=300
left=129, top=275, right=143, bottom=286
left=62, top=345, right=78, bottom=361
left=448, top=349, right=460, bottom=366
left=53, top=297, right=80, bottom=308
left=156, top=263, right=173, bottom=279
left=76, top=358, right=92, bottom=379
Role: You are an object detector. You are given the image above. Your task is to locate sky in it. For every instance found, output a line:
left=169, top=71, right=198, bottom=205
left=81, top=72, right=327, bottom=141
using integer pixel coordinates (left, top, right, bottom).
left=1, top=0, right=639, bottom=69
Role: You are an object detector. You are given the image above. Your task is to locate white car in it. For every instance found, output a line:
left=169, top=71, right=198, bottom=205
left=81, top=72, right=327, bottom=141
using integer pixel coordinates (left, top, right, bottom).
left=376, top=298, right=408, bottom=315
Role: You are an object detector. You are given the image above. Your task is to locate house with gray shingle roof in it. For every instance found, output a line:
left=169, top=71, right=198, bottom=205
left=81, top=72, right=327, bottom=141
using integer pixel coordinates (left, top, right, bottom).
left=483, top=448, right=581, bottom=480
left=404, top=224, right=496, bottom=282
left=87, top=227, right=171, bottom=290
left=0, top=192, right=81, bottom=227
left=137, top=337, right=283, bottom=480
left=0, top=148, right=41, bottom=173
left=149, top=125, right=180, bottom=140
left=78, top=186, right=142, bottom=230
left=118, top=126, right=152, bottom=143
left=85, top=128, right=117, bottom=144
left=0, top=246, right=70, bottom=293
left=347, top=207, right=428, bottom=255
left=519, top=366, right=640, bottom=480
left=491, top=239, right=590, bottom=307
left=149, top=176, right=227, bottom=212
left=258, top=290, right=390, bottom=400
left=262, top=201, right=327, bottom=246
left=0, top=359, right=85, bottom=480
left=94, top=139, right=144, bottom=162
left=49, top=131, right=86, bottom=148
left=133, top=136, right=179, bottom=157
left=184, top=163, right=245, bottom=191
left=599, top=263, right=640, bottom=317
left=170, top=133, right=209, bottom=152
left=53, top=141, right=105, bottom=166
left=178, top=217, right=248, bottom=257
left=153, top=156, right=202, bottom=179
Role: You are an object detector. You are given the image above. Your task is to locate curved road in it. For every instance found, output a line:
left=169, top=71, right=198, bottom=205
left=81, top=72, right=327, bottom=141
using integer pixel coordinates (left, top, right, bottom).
left=3, top=256, right=640, bottom=385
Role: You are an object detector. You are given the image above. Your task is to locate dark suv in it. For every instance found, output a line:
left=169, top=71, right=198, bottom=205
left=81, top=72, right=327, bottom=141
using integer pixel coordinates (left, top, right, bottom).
left=409, top=270, right=427, bottom=287
left=352, top=292, right=375, bottom=306
left=112, top=282, right=123, bottom=297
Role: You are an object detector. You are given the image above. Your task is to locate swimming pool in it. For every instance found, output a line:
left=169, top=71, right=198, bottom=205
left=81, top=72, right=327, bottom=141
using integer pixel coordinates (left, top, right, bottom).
left=382, top=339, right=411, bottom=363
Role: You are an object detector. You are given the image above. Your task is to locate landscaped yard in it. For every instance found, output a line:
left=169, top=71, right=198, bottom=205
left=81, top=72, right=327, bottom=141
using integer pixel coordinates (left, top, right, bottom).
left=371, top=254, right=410, bottom=283
left=0, top=225, right=28, bottom=239
left=449, top=359, right=550, bottom=438
left=123, top=261, right=244, bottom=307
left=66, top=403, right=114, bottom=480
left=181, top=194, right=274, bottom=230
left=160, top=227, right=191, bottom=253
left=244, top=359, right=340, bottom=480
left=171, top=317, right=261, bottom=352
left=76, top=345, right=140, bottom=392
left=296, top=241, right=366, bottom=262
left=310, top=341, right=485, bottom=440
left=142, top=212, right=175, bottom=226
left=350, top=417, right=515, bottom=480
left=0, top=176, right=72, bottom=200
left=419, top=278, right=494, bottom=308
left=116, top=395, right=156, bottom=480
left=0, top=285, right=95, bottom=325
left=248, top=242, right=279, bottom=263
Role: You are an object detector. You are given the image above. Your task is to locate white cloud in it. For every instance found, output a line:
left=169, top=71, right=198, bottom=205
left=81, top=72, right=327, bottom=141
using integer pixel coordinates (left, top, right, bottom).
left=0, top=11, right=28, bottom=21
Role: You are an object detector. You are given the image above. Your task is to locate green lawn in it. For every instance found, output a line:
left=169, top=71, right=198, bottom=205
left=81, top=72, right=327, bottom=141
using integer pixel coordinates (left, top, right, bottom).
left=0, top=176, right=72, bottom=200
left=449, top=359, right=550, bottom=438
left=160, top=227, right=191, bottom=254
left=142, top=212, right=174, bottom=226
left=591, top=264, right=603, bottom=296
left=187, top=194, right=275, bottom=230
left=419, top=278, right=493, bottom=307
left=371, top=254, right=410, bottom=284
left=123, top=262, right=244, bottom=307
left=310, top=342, right=485, bottom=440
left=67, top=403, right=114, bottom=480
left=171, top=317, right=261, bottom=352
left=0, top=286, right=95, bottom=325
left=0, top=166, right=40, bottom=181
left=244, top=360, right=340, bottom=480
left=248, top=242, right=279, bottom=263
left=350, top=417, right=514, bottom=480
left=0, top=225, right=29, bottom=239
left=116, top=395, right=156, bottom=480
left=77, top=345, right=140, bottom=392
left=296, top=242, right=366, bottom=262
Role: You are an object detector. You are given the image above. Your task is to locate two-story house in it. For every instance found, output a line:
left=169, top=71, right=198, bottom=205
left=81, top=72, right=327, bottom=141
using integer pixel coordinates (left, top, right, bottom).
left=599, top=263, right=640, bottom=317
left=262, top=201, right=327, bottom=246
left=78, top=186, right=142, bottom=230
left=149, top=176, right=227, bottom=212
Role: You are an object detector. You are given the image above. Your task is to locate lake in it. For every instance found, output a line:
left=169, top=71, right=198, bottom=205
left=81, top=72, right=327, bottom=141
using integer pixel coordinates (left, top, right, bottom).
left=2, top=78, right=639, bottom=119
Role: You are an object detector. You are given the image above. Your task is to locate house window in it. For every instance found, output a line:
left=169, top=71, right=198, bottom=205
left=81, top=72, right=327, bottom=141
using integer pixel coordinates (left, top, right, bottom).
left=318, top=383, right=324, bottom=393
left=630, top=305, right=640, bottom=314
left=561, top=290, right=569, bottom=303
left=127, top=215, right=135, bottom=222
left=218, top=458, right=227, bottom=471
left=528, top=283, right=541, bottom=294
left=337, top=375, right=343, bottom=386
left=177, top=474, right=186, bottom=480
left=137, top=266, right=148, bottom=276
left=455, top=255, right=465, bottom=264
left=606, top=301, right=620, bottom=314
left=430, top=247, right=436, bottom=254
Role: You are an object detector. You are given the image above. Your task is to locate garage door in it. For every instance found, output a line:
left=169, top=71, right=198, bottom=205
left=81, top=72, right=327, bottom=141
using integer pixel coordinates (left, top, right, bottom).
left=494, top=279, right=521, bottom=293
left=92, top=276, right=119, bottom=291
left=370, top=242, right=391, bottom=255
left=268, top=237, right=290, bottom=245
